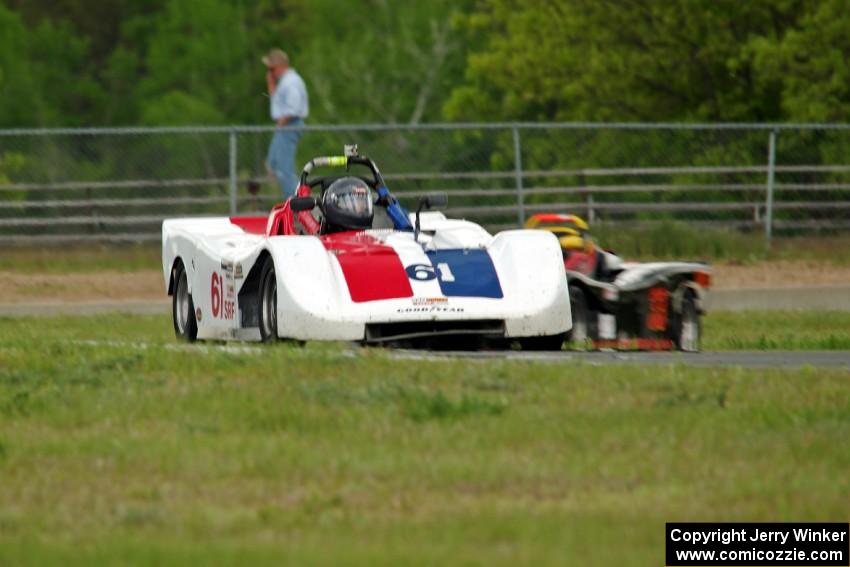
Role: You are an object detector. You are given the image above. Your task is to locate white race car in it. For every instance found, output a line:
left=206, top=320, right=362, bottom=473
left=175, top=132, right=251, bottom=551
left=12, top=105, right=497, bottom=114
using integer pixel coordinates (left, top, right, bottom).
left=162, top=148, right=571, bottom=349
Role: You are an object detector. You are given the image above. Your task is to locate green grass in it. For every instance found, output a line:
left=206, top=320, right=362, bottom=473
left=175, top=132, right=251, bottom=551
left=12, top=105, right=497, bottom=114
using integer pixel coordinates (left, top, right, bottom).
left=0, top=243, right=162, bottom=273
left=592, top=222, right=850, bottom=263
left=704, top=310, right=850, bottom=350
left=0, top=314, right=849, bottom=565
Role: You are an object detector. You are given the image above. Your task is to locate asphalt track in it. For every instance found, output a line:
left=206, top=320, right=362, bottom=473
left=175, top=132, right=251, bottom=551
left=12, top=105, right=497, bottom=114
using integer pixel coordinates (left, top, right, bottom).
left=1, top=293, right=848, bottom=369
left=53, top=340, right=850, bottom=369
left=389, top=349, right=850, bottom=369
left=0, top=300, right=169, bottom=317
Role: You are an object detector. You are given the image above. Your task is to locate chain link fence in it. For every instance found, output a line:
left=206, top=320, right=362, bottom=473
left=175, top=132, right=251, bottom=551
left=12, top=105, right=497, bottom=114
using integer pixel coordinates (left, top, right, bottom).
left=1, top=123, right=848, bottom=245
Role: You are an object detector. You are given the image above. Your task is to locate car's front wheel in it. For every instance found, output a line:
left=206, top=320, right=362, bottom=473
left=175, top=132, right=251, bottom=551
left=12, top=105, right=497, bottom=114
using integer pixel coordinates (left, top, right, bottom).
left=258, top=259, right=278, bottom=342
left=172, top=259, right=197, bottom=341
left=566, top=285, right=596, bottom=350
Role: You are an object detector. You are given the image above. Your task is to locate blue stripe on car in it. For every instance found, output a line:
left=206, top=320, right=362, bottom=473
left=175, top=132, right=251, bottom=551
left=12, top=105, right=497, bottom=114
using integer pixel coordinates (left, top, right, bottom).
left=425, top=249, right=503, bottom=298
left=377, top=186, right=413, bottom=231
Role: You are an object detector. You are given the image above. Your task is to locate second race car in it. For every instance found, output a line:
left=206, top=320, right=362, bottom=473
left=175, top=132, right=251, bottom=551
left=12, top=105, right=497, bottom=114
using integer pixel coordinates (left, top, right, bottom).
left=527, top=213, right=711, bottom=352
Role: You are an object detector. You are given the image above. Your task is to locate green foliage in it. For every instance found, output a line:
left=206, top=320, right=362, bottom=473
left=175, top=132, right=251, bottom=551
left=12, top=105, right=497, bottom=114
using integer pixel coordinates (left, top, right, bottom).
left=0, top=152, right=24, bottom=184
left=2, top=0, right=850, bottom=128
left=298, top=0, right=472, bottom=124
left=755, top=0, right=850, bottom=122
left=0, top=6, right=46, bottom=126
left=0, top=4, right=104, bottom=127
left=446, top=0, right=799, bottom=122
left=139, top=0, right=260, bottom=124
left=140, top=91, right=225, bottom=126
left=0, top=0, right=471, bottom=127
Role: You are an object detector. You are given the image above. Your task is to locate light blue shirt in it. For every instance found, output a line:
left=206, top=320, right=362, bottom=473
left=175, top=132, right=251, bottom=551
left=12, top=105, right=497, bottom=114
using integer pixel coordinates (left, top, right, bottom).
left=271, top=68, right=309, bottom=121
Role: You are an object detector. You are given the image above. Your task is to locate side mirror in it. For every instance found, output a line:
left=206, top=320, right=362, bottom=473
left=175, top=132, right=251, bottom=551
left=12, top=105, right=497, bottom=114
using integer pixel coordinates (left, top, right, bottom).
left=418, top=192, right=448, bottom=211
left=290, top=196, right=317, bottom=212
left=414, top=192, right=448, bottom=242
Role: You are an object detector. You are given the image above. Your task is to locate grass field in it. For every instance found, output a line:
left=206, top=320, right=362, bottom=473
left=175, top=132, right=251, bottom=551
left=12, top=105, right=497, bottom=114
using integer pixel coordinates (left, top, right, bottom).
left=0, top=244, right=162, bottom=274
left=704, top=311, right=850, bottom=350
left=592, top=223, right=850, bottom=264
left=0, top=314, right=849, bottom=565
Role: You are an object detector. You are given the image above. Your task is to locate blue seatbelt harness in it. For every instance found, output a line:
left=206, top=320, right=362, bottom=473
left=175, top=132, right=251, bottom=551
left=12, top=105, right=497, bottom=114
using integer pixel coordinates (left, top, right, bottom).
left=377, top=186, right=413, bottom=231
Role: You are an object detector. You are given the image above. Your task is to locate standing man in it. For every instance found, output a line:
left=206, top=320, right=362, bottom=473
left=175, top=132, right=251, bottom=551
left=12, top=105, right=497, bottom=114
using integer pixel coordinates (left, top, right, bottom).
left=263, top=48, right=309, bottom=199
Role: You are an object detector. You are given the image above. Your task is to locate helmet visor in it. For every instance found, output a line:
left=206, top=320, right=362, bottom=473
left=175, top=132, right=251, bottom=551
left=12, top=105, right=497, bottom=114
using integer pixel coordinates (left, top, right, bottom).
left=335, top=185, right=373, bottom=217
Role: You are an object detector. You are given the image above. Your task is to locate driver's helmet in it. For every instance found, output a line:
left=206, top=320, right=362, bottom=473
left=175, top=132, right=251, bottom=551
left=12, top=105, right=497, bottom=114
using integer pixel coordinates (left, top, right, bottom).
left=322, top=177, right=373, bottom=232
left=558, top=229, right=586, bottom=251
left=559, top=214, right=589, bottom=235
left=555, top=215, right=594, bottom=255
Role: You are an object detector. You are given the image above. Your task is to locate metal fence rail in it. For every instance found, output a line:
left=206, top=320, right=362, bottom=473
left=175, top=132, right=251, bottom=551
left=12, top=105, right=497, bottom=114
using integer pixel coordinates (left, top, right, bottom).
left=1, top=122, right=849, bottom=245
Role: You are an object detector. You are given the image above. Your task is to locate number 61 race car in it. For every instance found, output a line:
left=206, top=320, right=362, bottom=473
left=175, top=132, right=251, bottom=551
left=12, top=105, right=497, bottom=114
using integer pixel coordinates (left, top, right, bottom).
left=162, top=147, right=571, bottom=349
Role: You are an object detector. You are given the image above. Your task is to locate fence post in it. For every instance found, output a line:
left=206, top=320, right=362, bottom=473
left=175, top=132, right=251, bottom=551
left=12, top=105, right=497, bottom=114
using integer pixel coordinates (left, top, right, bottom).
left=229, top=128, right=238, bottom=215
left=765, top=129, right=777, bottom=247
left=579, top=173, right=595, bottom=223
left=512, top=126, right=525, bottom=226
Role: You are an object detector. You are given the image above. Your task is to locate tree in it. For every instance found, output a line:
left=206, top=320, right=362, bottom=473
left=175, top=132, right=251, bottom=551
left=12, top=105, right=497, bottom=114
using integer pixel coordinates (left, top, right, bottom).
left=444, top=0, right=808, bottom=123
left=753, top=0, right=850, bottom=122
left=0, top=4, right=104, bottom=127
left=293, top=0, right=471, bottom=125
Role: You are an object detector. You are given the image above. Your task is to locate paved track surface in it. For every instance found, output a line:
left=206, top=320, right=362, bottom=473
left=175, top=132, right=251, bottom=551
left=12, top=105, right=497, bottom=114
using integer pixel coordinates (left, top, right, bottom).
left=1, top=297, right=848, bottom=369
left=56, top=341, right=850, bottom=369
left=390, top=349, right=850, bottom=369
left=710, top=285, right=850, bottom=311
left=0, top=300, right=169, bottom=317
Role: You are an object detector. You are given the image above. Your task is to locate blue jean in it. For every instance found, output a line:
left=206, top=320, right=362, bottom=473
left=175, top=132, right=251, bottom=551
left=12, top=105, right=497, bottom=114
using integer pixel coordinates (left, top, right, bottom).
left=267, top=118, right=304, bottom=199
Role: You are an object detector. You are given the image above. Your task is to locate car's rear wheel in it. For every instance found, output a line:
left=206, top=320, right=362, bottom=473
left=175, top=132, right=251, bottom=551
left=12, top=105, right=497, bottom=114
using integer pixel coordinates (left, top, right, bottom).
left=566, top=285, right=596, bottom=350
left=172, top=260, right=197, bottom=341
left=671, top=289, right=701, bottom=352
left=258, top=258, right=278, bottom=342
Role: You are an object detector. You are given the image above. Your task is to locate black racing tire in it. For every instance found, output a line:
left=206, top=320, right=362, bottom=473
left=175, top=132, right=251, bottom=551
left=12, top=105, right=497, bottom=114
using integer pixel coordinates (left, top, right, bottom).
left=258, top=258, right=278, bottom=342
left=519, top=333, right=566, bottom=351
left=566, top=285, right=596, bottom=350
left=670, top=289, right=701, bottom=353
left=172, top=259, right=198, bottom=342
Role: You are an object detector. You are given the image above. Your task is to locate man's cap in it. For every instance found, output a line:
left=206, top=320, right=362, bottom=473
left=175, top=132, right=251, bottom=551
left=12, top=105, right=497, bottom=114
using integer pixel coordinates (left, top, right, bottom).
left=262, top=49, right=289, bottom=67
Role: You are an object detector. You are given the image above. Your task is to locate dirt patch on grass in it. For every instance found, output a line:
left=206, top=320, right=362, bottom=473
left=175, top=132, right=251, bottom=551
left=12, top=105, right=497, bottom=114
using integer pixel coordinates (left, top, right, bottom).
left=712, top=261, right=850, bottom=289
left=1, top=261, right=849, bottom=304
left=0, top=270, right=163, bottom=303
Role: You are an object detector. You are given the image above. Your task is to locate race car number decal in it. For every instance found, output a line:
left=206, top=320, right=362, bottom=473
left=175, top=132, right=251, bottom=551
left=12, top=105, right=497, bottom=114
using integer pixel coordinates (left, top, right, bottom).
left=403, top=252, right=502, bottom=298
left=436, top=262, right=455, bottom=282
left=405, top=263, right=456, bottom=282
left=210, top=272, right=235, bottom=320
left=424, top=250, right=503, bottom=299
left=405, top=264, right=436, bottom=281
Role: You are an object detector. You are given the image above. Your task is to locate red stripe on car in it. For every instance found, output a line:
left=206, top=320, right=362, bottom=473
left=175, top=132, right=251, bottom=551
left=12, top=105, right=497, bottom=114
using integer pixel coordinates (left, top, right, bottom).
left=320, top=232, right=413, bottom=302
left=229, top=216, right=267, bottom=235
